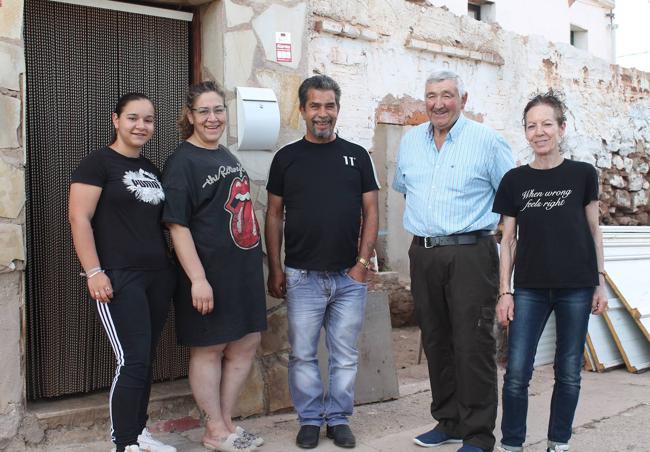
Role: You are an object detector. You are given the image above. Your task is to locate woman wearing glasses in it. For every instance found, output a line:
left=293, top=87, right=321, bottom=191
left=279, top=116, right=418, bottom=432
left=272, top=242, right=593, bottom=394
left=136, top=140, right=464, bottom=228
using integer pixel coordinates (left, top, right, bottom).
left=162, top=81, right=267, bottom=452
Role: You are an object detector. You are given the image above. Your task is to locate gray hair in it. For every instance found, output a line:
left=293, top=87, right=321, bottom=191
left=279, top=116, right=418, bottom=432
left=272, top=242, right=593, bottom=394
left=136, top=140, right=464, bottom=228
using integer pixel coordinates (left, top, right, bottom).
left=425, top=70, right=466, bottom=98
left=298, top=75, right=341, bottom=109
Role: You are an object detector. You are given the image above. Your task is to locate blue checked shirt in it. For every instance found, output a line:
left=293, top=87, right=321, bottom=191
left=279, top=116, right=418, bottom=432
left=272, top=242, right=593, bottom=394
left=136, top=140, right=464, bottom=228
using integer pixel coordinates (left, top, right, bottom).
left=392, top=114, right=514, bottom=237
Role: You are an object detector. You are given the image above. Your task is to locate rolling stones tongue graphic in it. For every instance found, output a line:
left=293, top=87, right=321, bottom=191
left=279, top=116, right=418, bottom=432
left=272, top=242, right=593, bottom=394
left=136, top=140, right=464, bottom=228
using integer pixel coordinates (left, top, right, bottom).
left=224, top=175, right=260, bottom=249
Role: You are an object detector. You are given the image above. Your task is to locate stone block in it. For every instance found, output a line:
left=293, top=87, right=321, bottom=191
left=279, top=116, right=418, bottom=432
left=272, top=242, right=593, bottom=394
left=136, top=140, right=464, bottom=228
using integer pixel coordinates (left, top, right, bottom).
left=623, top=157, right=634, bottom=173
left=481, top=51, right=505, bottom=65
left=628, top=172, right=644, bottom=192
left=341, top=24, right=361, bottom=39
left=317, top=291, right=399, bottom=405
left=17, top=415, right=44, bottom=445
left=359, top=29, right=379, bottom=42
left=614, top=189, right=632, bottom=210
left=441, top=45, right=469, bottom=59
left=224, top=30, right=257, bottom=90
left=260, top=306, right=289, bottom=355
left=264, top=354, right=293, bottom=412
left=405, top=38, right=429, bottom=52
left=633, top=190, right=648, bottom=210
left=0, top=158, right=25, bottom=219
left=612, top=155, right=624, bottom=170
left=609, top=174, right=626, bottom=189
left=255, top=70, right=302, bottom=129
left=0, top=403, right=21, bottom=446
left=201, top=1, right=224, bottom=85
left=596, top=154, right=612, bottom=169
left=469, top=50, right=483, bottom=61
left=0, top=272, right=22, bottom=409
left=0, top=223, right=24, bottom=269
left=227, top=98, right=237, bottom=140
left=252, top=3, right=306, bottom=69
left=0, top=95, right=20, bottom=148
left=315, top=19, right=343, bottom=35
left=225, top=0, right=254, bottom=28
left=427, top=42, right=443, bottom=53
left=0, top=42, right=25, bottom=91
left=0, top=0, right=24, bottom=40
left=235, top=359, right=264, bottom=417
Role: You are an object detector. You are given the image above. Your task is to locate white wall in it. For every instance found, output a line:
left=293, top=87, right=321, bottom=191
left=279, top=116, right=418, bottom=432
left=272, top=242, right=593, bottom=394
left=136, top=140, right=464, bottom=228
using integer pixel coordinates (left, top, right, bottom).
left=446, top=0, right=615, bottom=62
left=569, top=0, right=615, bottom=61
left=492, top=0, right=570, bottom=44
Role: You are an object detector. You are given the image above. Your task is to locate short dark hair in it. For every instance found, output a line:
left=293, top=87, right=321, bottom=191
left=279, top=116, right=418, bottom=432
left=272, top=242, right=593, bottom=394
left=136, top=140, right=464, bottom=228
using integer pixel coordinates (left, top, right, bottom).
left=523, top=89, right=567, bottom=127
left=178, top=81, right=226, bottom=139
left=111, top=92, right=153, bottom=144
left=298, top=75, right=341, bottom=109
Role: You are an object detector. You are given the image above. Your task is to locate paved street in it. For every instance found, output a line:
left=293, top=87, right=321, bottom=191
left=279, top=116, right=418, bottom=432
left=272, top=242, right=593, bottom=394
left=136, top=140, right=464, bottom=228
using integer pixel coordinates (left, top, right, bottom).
left=45, top=365, right=650, bottom=452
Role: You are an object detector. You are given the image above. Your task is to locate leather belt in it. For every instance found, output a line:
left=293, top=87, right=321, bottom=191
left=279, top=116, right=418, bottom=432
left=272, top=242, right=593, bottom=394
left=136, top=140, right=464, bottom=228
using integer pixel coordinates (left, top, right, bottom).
left=413, top=230, right=494, bottom=248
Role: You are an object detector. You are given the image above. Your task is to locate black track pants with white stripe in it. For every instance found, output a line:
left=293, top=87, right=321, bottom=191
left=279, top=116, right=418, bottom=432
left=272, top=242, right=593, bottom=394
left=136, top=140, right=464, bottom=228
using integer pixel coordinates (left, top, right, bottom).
left=95, top=266, right=176, bottom=450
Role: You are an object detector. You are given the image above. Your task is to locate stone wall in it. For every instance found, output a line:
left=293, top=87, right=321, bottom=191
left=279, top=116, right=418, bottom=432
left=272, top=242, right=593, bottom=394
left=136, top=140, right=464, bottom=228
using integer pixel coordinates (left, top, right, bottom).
left=0, top=0, right=26, bottom=448
left=305, top=0, right=650, bottom=246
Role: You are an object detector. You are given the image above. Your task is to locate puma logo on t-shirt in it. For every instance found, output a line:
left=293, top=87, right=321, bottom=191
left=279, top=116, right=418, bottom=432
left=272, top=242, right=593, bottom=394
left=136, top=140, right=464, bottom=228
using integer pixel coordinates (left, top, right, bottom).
left=123, top=169, right=165, bottom=205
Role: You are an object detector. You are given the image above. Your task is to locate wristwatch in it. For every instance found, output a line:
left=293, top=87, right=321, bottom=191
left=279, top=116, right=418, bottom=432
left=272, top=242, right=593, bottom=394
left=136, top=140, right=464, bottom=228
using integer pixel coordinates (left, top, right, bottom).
left=356, top=256, right=371, bottom=270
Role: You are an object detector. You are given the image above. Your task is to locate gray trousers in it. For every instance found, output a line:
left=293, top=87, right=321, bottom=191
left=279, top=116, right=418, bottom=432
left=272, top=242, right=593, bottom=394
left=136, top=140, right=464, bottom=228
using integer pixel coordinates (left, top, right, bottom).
left=409, top=235, right=499, bottom=451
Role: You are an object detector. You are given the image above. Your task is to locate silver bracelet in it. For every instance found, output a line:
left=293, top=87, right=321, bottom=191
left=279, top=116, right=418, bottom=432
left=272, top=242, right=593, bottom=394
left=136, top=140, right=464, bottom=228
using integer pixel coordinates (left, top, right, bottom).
left=80, top=266, right=102, bottom=277
left=84, top=268, right=105, bottom=279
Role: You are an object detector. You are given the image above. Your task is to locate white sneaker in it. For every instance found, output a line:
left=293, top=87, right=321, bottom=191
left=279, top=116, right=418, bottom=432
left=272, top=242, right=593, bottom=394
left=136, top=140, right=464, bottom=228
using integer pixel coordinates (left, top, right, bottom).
left=496, top=446, right=524, bottom=452
left=112, top=445, right=143, bottom=452
left=235, top=425, right=264, bottom=447
left=137, top=428, right=177, bottom=452
left=547, top=445, right=570, bottom=452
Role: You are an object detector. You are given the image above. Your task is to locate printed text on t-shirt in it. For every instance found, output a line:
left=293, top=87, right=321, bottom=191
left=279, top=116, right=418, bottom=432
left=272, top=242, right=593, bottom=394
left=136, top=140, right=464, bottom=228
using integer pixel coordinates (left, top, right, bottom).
left=520, top=188, right=573, bottom=211
left=202, top=163, right=244, bottom=189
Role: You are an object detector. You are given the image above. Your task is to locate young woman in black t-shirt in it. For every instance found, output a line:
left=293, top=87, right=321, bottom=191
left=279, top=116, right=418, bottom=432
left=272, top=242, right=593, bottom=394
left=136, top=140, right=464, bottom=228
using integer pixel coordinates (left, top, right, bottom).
left=69, top=93, right=176, bottom=452
left=162, top=81, right=266, bottom=452
left=492, top=91, right=608, bottom=452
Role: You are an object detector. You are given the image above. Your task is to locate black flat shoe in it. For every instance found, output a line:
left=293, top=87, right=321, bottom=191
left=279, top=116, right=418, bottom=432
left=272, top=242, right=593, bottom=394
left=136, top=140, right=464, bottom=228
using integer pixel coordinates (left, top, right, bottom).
left=326, top=424, right=356, bottom=448
left=296, top=425, right=320, bottom=449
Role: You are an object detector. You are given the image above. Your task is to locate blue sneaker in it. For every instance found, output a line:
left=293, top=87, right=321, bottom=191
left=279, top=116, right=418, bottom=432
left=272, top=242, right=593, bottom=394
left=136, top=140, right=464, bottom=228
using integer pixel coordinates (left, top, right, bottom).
left=458, top=445, right=489, bottom=452
left=413, top=428, right=462, bottom=447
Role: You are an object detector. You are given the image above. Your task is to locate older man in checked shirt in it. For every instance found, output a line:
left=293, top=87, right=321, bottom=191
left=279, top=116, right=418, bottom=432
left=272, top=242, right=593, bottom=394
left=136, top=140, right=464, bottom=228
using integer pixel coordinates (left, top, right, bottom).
left=392, top=70, right=514, bottom=452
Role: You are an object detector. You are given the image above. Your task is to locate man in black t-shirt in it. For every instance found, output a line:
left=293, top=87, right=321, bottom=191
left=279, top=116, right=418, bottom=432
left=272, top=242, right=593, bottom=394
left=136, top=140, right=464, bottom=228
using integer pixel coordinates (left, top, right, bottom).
left=266, top=75, right=379, bottom=450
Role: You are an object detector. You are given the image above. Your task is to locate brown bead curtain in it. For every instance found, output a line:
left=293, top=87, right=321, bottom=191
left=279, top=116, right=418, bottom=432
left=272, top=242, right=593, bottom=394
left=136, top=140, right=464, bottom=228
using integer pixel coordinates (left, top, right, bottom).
left=24, top=0, right=190, bottom=400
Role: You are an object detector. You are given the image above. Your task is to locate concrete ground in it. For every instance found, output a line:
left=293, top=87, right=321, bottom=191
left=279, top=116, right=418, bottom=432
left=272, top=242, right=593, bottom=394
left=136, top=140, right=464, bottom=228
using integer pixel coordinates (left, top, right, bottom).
left=44, top=327, right=650, bottom=452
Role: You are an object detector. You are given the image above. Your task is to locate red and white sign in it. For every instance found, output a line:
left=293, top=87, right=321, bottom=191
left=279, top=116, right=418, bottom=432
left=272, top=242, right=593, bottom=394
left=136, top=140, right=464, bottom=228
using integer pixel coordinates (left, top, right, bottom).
left=275, top=32, right=292, bottom=63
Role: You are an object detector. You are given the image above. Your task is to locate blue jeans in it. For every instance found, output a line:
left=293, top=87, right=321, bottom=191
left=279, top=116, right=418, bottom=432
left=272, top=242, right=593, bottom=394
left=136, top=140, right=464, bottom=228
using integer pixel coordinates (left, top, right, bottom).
left=501, top=287, right=593, bottom=449
left=286, top=266, right=368, bottom=427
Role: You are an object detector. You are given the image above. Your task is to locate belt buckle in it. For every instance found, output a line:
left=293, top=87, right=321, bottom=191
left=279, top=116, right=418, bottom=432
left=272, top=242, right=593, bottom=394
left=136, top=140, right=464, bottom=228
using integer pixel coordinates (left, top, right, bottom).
left=424, top=237, right=438, bottom=248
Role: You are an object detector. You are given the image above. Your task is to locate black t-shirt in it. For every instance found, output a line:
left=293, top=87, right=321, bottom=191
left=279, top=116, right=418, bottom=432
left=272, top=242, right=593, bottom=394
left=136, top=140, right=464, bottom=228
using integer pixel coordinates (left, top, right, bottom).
left=162, top=141, right=266, bottom=344
left=162, top=142, right=262, bottom=262
left=266, top=136, right=380, bottom=271
left=70, top=146, right=170, bottom=270
left=492, top=159, right=599, bottom=288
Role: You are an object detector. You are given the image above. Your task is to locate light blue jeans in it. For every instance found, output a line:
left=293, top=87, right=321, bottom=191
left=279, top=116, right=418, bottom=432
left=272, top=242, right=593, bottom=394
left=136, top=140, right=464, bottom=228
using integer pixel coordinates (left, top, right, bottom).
left=285, top=266, right=368, bottom=427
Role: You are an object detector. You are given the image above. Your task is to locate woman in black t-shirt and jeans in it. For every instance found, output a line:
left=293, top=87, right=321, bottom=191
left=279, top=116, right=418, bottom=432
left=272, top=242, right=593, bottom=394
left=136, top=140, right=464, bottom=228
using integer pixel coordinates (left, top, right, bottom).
left=492, top=91, right=608, bottom=452
left=69, top=93, right=176, bottom=452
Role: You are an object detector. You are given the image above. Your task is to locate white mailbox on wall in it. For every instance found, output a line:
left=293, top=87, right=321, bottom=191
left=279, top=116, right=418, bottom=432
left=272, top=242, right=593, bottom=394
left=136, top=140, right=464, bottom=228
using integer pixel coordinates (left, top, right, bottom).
left=236, top=86, right=280, bottom=151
